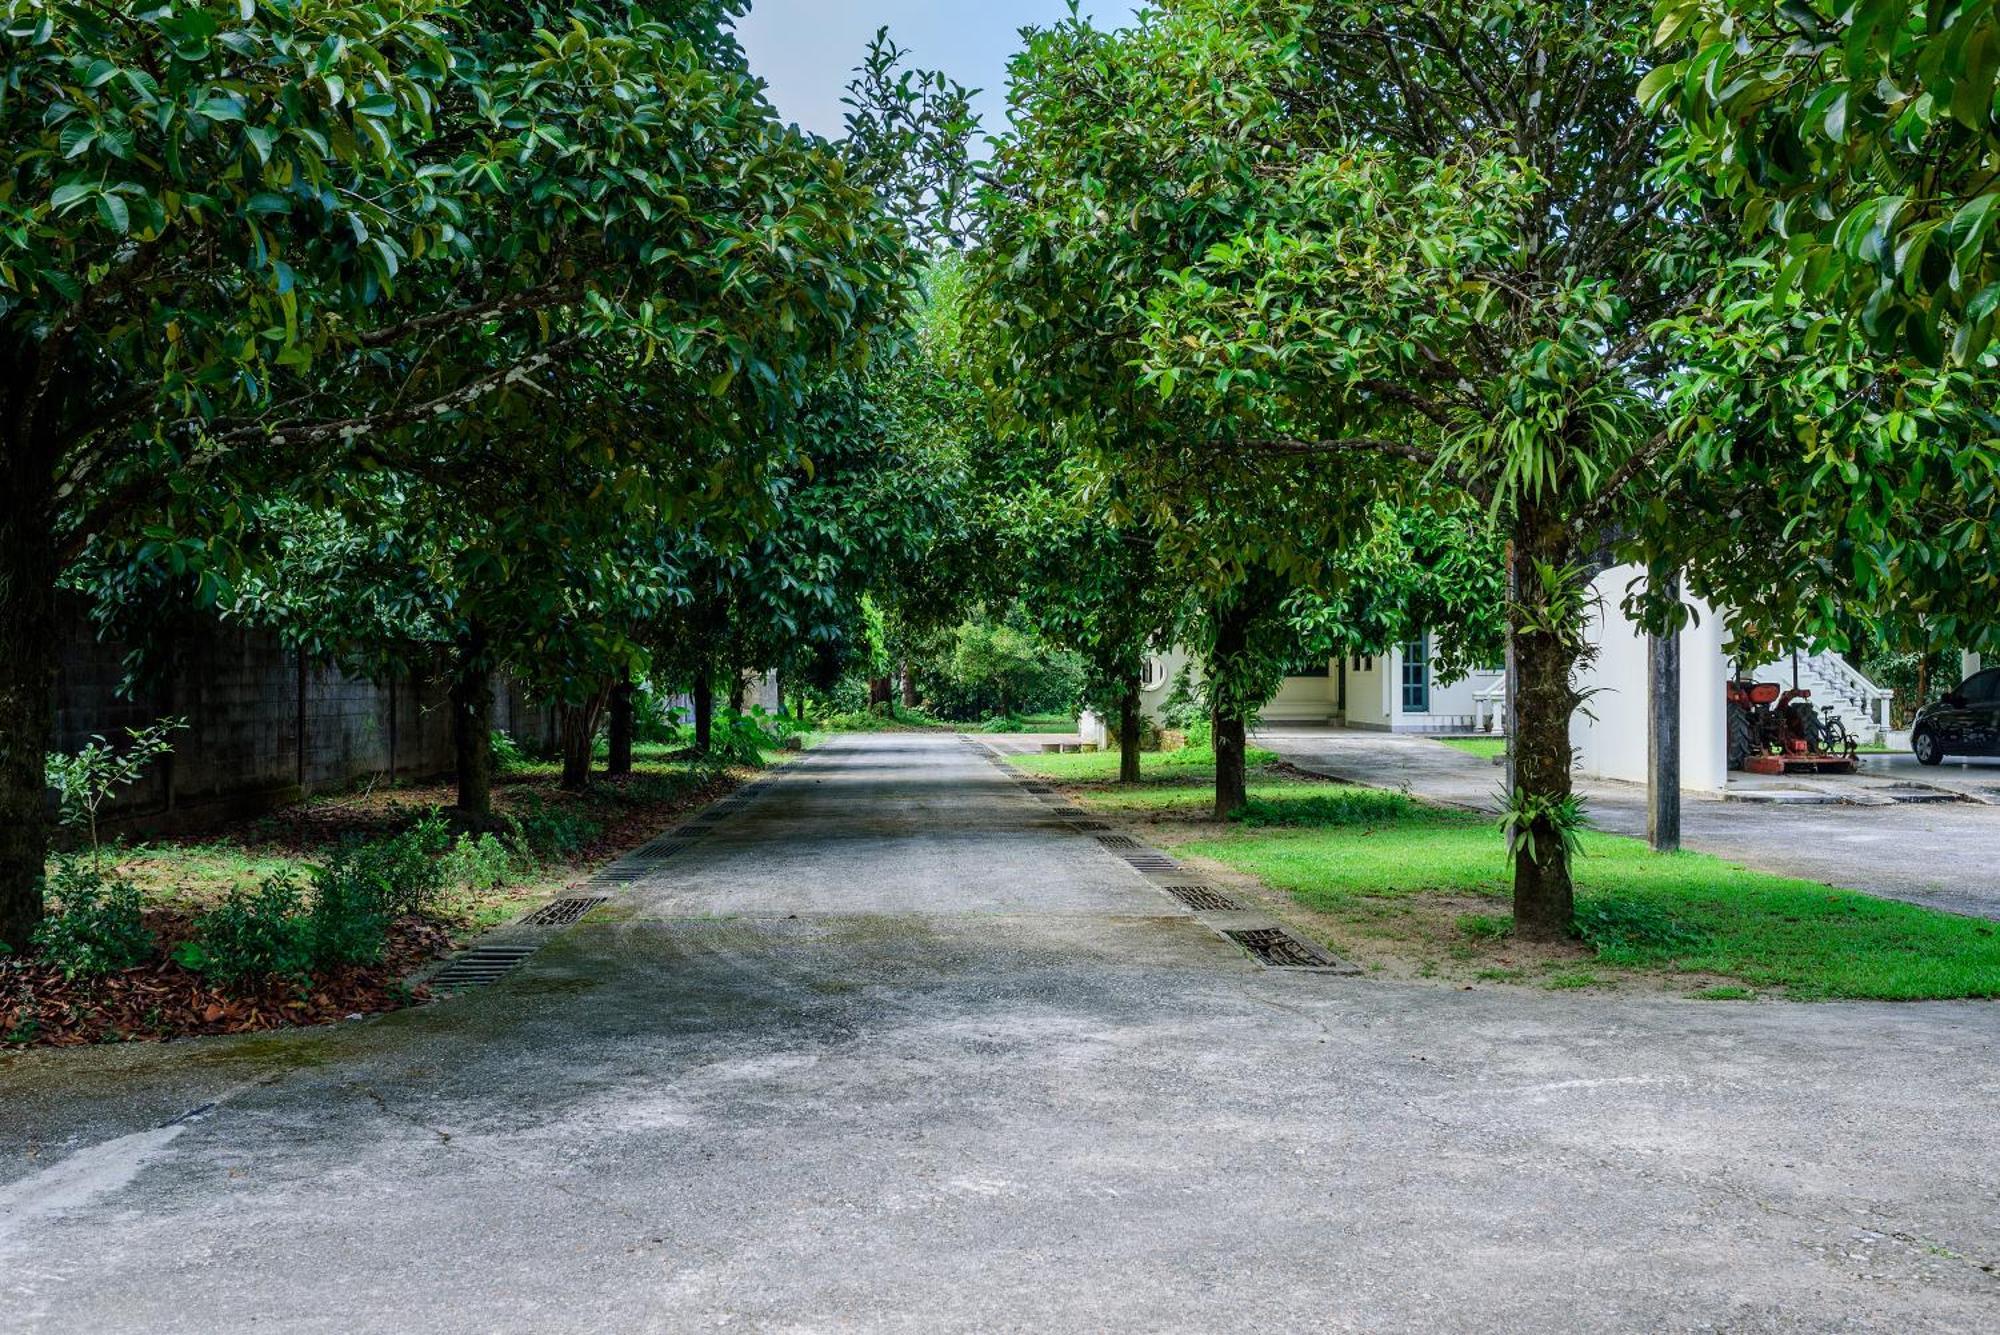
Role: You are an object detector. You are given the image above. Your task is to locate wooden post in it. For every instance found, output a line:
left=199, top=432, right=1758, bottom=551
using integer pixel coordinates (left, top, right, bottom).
left=1648, top=575, right=1681, bottom=853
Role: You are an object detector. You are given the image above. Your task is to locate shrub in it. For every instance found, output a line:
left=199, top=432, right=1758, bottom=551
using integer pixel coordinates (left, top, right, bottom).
left=308, top=865, right=391, bottom=969
left=177, top=874, right=315, bottom=986
left=318, top=811, right=453, bottom=918
left=490, top=729, right=533, bottom=773
left=504, top=797, right=599, bottom=861
left=31, top=857, right=154, bottom=979
left=706, top=709, right=777, bottom=767
left=441, top=832, right=514, bottom=893
left=978, top=716, right=1027, bottom=733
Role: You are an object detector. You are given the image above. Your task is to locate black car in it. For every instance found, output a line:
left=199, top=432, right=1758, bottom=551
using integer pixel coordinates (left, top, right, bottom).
left=1911, top=668, right=2000, bottom=764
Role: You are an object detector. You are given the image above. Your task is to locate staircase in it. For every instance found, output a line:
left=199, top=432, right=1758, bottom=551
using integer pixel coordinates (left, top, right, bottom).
left=1747, top=652, right=1893, bottom=744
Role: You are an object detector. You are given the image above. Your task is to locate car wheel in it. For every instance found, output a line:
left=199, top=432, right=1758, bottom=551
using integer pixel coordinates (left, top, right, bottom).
left=1914, top=727, right=1946, bottom=766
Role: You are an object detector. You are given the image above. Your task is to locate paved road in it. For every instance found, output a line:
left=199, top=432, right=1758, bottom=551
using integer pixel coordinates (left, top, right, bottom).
left=1255, top=725, right=2000, bottom=921
left=5, top=734, right=2000, bottom=1332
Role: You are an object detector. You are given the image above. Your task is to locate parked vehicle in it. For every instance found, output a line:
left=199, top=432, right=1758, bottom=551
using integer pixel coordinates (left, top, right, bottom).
left=1726, top=678, right=1858, bottom=774
left=1911, top=668, right=2000, bottom=764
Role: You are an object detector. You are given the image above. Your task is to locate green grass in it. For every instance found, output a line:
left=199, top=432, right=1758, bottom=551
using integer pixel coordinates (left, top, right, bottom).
left=1438, top=736, right=1507, bottom=759
left=1164, top=788, right=2000, bottom=1000
left=1008, top=745, right=1280, bottom=787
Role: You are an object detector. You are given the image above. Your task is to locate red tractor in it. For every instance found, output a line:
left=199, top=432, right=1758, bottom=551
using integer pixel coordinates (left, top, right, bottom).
left=1726, top=679, right=1859, bottom=775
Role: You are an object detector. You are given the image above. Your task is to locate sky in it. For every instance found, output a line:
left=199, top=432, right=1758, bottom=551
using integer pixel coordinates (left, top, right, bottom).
left=734, top=0, right=1144, bottom=140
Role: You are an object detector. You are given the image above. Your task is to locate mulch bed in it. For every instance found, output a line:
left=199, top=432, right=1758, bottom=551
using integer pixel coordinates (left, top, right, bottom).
left=2, top=915, right=450, bottom=1050
left=5, top=763, right=746, bottom=1051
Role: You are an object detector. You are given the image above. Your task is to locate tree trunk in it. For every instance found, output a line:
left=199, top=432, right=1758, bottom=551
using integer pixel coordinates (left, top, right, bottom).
left=867, top=675, right=892, bottom=708
left=692, top=674, right=715, bottom=753
left=606, top=674, right=633, bottom=777
left=0, top=494, right=56, bottom=953
left=900, top=661, right=917, bottom=710
left=1118, top=674, right=1143, bottom=785
left=1507, top=521, right=1582, bottom=942
left=558, top=691, right=607, bottom=792
left=450, top=632, right=494, bottom=822
left=1210, top=595, right=1253, bottom=820
left=728, top=669, right=746, bottom=714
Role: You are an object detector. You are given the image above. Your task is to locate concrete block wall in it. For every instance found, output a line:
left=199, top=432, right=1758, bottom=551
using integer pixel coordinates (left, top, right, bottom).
left=52, top=601, right=552, bottom=835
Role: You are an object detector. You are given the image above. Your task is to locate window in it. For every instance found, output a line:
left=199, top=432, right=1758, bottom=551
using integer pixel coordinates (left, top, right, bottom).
left=1961, top=669, right=2000, bottom=704
left=1140, top=656, right=1169, bottom=692
left=1400, top=636, right=1430, bottom=712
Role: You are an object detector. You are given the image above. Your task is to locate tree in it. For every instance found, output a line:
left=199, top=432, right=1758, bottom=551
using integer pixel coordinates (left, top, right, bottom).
left=974, top=5, right=1395, bottom=820
left=1004, top=489, right=1183, bottom=783
left=1, top=0, right=904, bottom=947
left=1649, top=0, right=2000, bottom=364
left=1049, top=0, right=1746, bottom=936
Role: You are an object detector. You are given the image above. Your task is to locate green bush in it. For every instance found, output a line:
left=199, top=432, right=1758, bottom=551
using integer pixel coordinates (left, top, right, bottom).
left=442, top=832, right=514, bottom=892
left=32, top=857, right=154, bottom=979
left=318, top=811, right=452, bottom=918
left=977, top=716, right=1027, bottom=733
left=490, top=729, right=533, bottom=773
left=177, top=875, right=316, bottom=986
left=504, top=797, right=600, bottom=861
left=308, top=866, right=391, bottom=970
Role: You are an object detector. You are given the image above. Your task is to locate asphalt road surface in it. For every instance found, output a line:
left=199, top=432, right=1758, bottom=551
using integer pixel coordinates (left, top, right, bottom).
left=5, top=735, right=1998, bottom=1332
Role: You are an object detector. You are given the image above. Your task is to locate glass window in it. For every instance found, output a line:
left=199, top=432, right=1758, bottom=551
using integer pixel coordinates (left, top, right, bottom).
left=1401, top=636, right=1430, bottom=712
left=1960, top=669, right=2000, bottom=704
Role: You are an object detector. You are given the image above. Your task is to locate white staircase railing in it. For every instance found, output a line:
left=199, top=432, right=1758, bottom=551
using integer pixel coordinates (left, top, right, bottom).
left=1749, top=651, right=1893, bottom=741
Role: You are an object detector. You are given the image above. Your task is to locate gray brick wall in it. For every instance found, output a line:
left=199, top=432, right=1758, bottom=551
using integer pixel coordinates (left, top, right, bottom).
left=53, top=602, right=551, bottom=835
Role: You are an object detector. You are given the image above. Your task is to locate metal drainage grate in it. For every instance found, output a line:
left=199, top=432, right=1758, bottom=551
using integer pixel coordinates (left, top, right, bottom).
left=1068, top=820, right=1111, bottom=832
left=1225, top=927, right=1340, bottom=969
left=1096, top=833, right=1141, bottom=849
left=692, top=809, right=730, bottom=824
left=519, top=896, right=608, bottom=927
left=1165, top=883, right=1242, bottom=912
left=1049, top=806, right=1090, bottom=818
left=1879, top=784, right=1966, bottom=804
left=428, top=943, right=540, bottom=989
left=1122, top=851, right=1182, bottom=873
left=594, top=865, right=653, bottom=885
left=1020, top=783, right=1054, bottom=794
left=632, top=838, right=694, bottom=861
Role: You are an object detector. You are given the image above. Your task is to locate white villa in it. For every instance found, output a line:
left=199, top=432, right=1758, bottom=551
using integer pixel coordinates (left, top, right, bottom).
left=1118, top=564, right=1898, bottom=797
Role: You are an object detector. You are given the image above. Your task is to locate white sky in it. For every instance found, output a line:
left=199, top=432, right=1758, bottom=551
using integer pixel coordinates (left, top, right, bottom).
left=734, top=0, right=1143, bottom=139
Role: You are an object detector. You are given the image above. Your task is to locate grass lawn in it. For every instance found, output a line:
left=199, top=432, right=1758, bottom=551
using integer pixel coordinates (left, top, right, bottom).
left=1036, top=757, right=2000, bottom=1001
left=1007, top=744, right=1280, bottom=790
left=1438, top=736, right=1507, bottom=760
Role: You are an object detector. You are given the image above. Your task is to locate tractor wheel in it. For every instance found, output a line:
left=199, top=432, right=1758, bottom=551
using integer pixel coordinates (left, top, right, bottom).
left=1727, top=704, right=1757, bottom=771
left=1913, top=726, right=1946, bottom=767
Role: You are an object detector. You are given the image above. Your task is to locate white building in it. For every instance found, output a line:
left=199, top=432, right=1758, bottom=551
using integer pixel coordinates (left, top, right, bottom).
left=1125, top=564, right=1893, bottom=796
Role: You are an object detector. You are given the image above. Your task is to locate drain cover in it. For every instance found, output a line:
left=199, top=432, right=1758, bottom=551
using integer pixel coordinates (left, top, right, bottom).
left=1050, top=806, right=1090, bottom=818
left=1122, top=851, right=1181, bottom=873
left=1225, top=927, right=1340, bottom=969
left=519, top=896, right=608, bottom=927
left=632, top=838, right=692, bottom=860
left=1165, top=883, right=1241, bottom=912
left=1878, top=784, right=1966, bottom=804
left=1068, top=820, right=1111, bottom=832
left=428, top=943, right=539, bottom=989
left=1096, top=833, right=1141, bottom=849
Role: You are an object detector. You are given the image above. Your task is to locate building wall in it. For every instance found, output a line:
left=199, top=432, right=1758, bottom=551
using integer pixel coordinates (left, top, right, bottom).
left=1261, top=671, right=1337, bottom=722
left=1569, top=564, right=1729, bottom=795
left=1342, top=653, right=1393, bottom=729
left=53, top=602, right=552, bottom=836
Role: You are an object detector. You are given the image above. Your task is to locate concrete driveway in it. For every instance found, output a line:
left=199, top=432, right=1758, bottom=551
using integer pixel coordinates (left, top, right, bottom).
left=1254, top=725, right=2000, bottom=922
left=5, top=733, right=2000, bottom=1332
